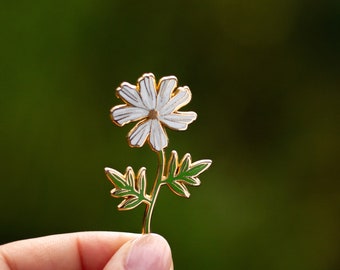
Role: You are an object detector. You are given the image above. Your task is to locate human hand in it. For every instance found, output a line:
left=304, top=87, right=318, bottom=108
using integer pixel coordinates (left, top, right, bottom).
left=0, top=231, right=173, bottom=270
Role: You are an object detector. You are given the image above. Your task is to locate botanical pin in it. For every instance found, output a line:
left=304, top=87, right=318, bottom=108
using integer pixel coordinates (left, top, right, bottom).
left=105, top=73, right=212, bottom=233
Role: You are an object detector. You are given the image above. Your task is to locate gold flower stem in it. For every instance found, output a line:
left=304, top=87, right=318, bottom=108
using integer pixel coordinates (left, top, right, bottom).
left=142, top=149, right=165, bottom=234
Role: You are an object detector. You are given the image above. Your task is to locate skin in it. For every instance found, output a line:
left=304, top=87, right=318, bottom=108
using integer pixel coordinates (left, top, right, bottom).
left=0, top=232, right=173, bottom=270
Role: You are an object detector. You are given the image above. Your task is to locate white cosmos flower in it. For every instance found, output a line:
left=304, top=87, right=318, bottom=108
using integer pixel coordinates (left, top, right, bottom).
left=111, top=73, right=197, bottom=152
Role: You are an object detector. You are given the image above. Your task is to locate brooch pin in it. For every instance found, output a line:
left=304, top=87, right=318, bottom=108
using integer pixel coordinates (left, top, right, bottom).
left=104, top=73, right=212, bottom=233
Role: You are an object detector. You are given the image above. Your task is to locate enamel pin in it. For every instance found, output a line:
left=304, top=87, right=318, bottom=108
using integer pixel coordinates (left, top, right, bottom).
left=104, top=73, right=212, bottom=233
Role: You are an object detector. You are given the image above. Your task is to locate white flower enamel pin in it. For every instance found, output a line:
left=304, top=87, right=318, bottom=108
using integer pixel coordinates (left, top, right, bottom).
left=105, top=73, right=212, bottom=233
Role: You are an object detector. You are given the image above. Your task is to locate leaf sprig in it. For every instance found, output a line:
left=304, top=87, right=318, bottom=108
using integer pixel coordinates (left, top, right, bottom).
left=163, top=151, right=212, bottom=198
left=105, top=166, right=151, bottom=210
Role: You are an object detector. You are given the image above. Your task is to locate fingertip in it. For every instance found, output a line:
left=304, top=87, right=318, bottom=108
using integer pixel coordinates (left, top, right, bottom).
left=104, top=233, right=173, bottom=270
left=0, top=231, right=139, bottom=270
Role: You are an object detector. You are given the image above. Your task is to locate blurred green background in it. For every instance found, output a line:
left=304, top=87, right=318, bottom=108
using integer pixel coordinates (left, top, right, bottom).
left=1, top=0, right=339, bottom=269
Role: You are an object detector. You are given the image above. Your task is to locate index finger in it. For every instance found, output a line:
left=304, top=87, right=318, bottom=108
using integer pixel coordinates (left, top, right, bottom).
left=0, top=231, right=138, bottom=270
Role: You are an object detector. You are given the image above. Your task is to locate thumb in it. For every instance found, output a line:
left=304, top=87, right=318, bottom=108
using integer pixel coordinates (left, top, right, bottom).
left=104, top=233, right=173, bottom=270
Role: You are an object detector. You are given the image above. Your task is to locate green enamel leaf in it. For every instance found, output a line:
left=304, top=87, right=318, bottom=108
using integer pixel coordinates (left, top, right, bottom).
left=179, top=154, right=190, bottom=173
left=164, top=151, right=212, bottom=197
left=105, top=167, right=127, bottom=189
left=126, top=167, right=135, bottom=188
left=186, top=160, right=212, bottom=177
left=137, top=168, right=147, bottom=194
left=111, top=188, right=131, bottom=197
left=167, top=180, right=190, bottom=198
left=119, top=197, right=144, bottom=210
left=177, top=159, right=212, bottom=186
left=178, top=175, right=200, bottom=186
left=105, top=166, right=150, bottom=210
left=168, top=150, right=178, bottom=177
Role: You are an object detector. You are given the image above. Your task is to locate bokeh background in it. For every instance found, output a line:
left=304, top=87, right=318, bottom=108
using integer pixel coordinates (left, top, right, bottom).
left=1, top=0, right=339, bottom=269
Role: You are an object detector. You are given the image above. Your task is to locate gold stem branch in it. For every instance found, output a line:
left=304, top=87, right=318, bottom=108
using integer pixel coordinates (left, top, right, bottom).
left=142, top=150, right=165, bottom=234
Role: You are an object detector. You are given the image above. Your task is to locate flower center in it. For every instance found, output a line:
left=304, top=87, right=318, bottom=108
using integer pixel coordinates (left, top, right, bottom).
left=148, top=109, right=159, bottom=120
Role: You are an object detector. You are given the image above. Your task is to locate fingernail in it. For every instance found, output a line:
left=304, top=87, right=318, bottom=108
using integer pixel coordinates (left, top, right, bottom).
left=125, top=234, right=172, bottom=270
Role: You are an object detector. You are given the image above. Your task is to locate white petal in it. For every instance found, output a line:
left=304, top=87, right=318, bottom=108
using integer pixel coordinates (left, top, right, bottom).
left=128, top=120, right=151, bottom=147
left=159, top=111, right=197, bottom=130
left=117, top=82, right=145, bottom=108
left=149, top=119, right=168, bottom=151
left=138, top=73, right=157, bottom=110
left=111, top=105, right=148, bottom=126
left=156, top=76, right=177, bottom=110
left=159, top=86, right=192, bottom=115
